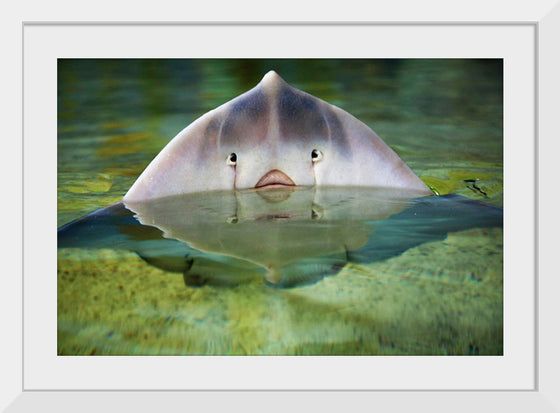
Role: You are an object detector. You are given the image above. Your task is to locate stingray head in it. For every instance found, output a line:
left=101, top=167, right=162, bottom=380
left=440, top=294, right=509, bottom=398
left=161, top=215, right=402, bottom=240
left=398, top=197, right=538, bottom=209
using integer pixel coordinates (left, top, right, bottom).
left=123, top=71, right=431, bottom=202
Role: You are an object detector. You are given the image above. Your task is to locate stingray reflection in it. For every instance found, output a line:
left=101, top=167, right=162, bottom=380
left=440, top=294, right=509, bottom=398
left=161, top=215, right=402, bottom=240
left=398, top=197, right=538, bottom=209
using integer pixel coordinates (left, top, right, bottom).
left=58, top=187, right=502, bottom=288
left=125, top=187, right=422, bottom=286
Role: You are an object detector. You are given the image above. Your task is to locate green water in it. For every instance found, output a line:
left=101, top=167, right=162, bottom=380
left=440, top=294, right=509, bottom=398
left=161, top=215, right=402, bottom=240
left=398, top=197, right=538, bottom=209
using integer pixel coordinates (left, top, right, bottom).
left=57, top=59, right=503, bottom=355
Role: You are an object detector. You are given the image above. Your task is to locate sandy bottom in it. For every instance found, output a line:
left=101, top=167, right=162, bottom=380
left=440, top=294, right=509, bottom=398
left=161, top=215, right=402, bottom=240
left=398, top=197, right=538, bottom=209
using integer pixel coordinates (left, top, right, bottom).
left=58, top=227, right=502, bottom=355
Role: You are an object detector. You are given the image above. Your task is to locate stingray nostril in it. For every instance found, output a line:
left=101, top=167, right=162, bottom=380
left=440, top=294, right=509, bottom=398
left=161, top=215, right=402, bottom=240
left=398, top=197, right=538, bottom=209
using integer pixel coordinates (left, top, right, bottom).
left=311, top=149, right=323, bottom=163
left=226, top=152, right=237, bottom=166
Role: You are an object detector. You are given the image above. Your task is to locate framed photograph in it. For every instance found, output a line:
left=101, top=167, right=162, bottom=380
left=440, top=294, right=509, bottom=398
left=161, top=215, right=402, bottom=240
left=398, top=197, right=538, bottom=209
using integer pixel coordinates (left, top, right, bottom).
left=7, top=1, right=558, bottom=410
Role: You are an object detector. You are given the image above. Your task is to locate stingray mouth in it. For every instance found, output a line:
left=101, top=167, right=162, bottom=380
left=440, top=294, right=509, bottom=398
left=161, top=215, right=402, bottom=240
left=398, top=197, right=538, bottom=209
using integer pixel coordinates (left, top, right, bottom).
left=254, top=169, right=296, bottom=189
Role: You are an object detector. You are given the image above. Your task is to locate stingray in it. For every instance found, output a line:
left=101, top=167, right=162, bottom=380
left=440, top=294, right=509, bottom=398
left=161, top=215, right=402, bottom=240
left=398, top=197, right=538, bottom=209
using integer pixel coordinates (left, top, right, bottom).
left=58, top=71, right=502, bottom=288
left=59, top=187, right=502, bottom=288
left=123, top=71, right=432, bottom=201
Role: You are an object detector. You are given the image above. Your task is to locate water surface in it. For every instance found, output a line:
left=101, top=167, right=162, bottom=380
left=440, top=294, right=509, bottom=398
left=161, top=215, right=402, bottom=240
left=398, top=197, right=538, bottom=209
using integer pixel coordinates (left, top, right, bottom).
left=57, top=59, right=503, bottom=355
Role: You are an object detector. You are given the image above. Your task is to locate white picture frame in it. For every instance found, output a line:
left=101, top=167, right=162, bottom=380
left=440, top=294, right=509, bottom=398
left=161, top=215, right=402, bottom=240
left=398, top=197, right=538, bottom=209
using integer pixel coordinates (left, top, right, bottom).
left=5, top=0, right=559, bottom=410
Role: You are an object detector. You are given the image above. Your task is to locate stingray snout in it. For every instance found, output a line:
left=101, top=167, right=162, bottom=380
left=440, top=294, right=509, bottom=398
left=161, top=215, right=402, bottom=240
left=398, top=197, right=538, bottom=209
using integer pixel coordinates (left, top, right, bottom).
left=255, top=169, right=296, bottom=189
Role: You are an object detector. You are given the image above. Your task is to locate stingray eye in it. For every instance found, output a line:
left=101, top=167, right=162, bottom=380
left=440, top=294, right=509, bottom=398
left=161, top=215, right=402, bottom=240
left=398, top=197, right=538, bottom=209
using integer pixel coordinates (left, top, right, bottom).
left=311, top=149, right=323, bottom=163
left=227, top=152, right=237, bottom=166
